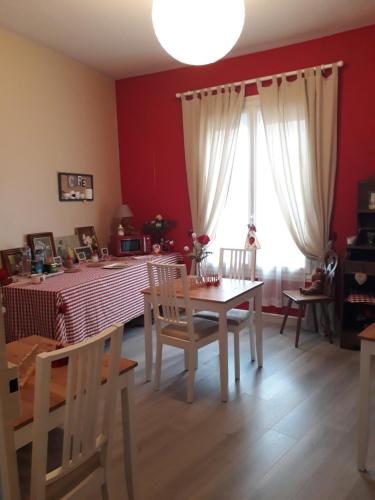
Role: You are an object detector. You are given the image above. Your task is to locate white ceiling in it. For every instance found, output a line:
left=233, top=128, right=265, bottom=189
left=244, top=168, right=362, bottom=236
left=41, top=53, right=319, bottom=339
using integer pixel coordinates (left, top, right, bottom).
left=0, top=0, right=374, bottom=79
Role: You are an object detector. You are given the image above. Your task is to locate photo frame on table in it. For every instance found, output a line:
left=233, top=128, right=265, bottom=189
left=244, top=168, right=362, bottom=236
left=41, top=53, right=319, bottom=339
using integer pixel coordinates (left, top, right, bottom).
left=58, top=172, right=94, bottom=202
left=53, top=256, right=63, bottom=267
left=27, top=232, right=56, bottom=262
left=0, top=248, right=24, bottom=276
left=74, top=246, right=92, bottom=261
left=101, top=247, right=109, bottom=258
left=75, top=226, right=100, bottom=256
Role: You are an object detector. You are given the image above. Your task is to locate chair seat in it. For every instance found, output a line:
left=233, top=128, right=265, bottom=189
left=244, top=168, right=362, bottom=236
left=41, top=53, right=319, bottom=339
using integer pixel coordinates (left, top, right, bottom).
left=161, top=317, right=219, bottom=341
left=194, top=308, right=251, bottom=327
left=282, top=290, right=332, bottom=304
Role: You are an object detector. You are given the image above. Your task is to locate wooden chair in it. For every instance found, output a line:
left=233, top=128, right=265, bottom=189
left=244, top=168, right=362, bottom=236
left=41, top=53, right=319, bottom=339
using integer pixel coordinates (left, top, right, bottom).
left=280, top=250, right=338, bottom=348
left=194, top=248, right=257, bottom=380
left=0, top=290, right=21, bottom=500
left=30, top=324, right=123, bottom=500
left=147, top=262, right=220, bottom=403
left=358, top=322, right=375, bottom=472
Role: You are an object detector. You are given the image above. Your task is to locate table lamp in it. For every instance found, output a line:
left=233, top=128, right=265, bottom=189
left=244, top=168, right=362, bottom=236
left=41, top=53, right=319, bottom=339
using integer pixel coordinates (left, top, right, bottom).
left=118, top=204, right=135, bottom=235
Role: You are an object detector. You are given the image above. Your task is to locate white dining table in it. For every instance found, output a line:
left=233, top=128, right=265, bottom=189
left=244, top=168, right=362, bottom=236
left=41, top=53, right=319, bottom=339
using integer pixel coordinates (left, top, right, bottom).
left=141, top=278, right=264, bottom=402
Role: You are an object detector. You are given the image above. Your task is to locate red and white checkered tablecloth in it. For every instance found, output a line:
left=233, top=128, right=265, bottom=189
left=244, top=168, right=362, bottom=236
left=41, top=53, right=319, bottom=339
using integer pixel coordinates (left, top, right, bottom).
left=3, top=254, right=181, bottom=344
left=346, top=293, right=375, bottom=305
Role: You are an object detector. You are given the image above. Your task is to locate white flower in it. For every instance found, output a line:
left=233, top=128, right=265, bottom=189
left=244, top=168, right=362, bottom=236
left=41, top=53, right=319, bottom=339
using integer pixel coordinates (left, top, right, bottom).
left=183, top=246, right=190, bottom=252
left=191, top=232, right=197, bottom=239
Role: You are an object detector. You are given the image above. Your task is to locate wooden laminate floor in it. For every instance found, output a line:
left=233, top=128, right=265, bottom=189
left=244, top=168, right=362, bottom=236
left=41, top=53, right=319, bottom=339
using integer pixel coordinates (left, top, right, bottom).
left=18, top=320, right=375, bottom=500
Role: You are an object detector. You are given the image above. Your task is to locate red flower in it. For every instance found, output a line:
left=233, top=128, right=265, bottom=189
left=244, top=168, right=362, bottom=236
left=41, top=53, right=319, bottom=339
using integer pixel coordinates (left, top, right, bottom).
left=0, top=268, right=9, bottom=285
left=197, top=234, right=210, bottom=245
left=58, top=303, right=68, bottom=314
left=249, top=236, right=255, bottom=245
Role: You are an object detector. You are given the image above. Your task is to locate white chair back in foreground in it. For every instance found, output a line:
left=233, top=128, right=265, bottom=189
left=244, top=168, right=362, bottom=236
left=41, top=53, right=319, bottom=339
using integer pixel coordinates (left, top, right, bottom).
left=30, top=323, right=123, bottom=500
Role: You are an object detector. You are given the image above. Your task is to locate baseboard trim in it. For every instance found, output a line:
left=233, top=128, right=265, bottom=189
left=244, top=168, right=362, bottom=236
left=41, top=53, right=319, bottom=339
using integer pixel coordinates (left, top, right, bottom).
left=262, top=311, right=297, bottom=325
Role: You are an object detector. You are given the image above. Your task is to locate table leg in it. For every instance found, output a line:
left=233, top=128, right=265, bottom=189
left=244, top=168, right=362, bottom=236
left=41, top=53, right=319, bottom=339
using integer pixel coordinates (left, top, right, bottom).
left=249, top=298, right=255, bottom=361
left=218, top=311, right=228, bottom=402
left=358, top=341, right=372, bottom=472
left=121, top=371, right=138, bottom=500
left=254, top=287, right=263, bottom=367
left=144, top=298, right=153, bottom=382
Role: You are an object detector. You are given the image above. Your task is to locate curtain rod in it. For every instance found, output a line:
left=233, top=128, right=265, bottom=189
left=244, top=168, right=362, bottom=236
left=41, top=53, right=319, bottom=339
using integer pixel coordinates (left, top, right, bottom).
left=176, top=60, right=344, bottom=98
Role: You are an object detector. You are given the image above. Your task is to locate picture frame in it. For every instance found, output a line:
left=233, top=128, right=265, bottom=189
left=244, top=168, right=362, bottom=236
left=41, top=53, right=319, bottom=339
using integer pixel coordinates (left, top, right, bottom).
left=75, top=226, right=101, bottom=256
left=27, top=233, right=56, bottom=262
left=58, top=172, right=94, bottom=202
left=101, top=247, right=109, bottom=259
left=53, top=256, right=63, bottom=267
left=0, top=247, right=24, bottom=276
left=74, top=246, right=93, bottom=261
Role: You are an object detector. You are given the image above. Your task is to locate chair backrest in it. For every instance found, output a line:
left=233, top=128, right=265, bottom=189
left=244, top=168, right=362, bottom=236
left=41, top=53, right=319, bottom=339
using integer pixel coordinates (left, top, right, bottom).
left=322, top=250, right=338, bottom=297
left=0, top=291, right=21, bottom=500
left=147, top=262, right=195, bottom=341
left=219, top=248, right=257, bottom=281
left=30, top=323, right=123, bottom=500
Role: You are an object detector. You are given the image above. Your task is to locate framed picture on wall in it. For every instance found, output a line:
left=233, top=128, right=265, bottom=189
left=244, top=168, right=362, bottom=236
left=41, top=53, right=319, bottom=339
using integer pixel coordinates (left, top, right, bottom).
left=0, top=248, right=24, bottom=275
left=58, top=172, right=94, bottom=202
left=27, top=232, right=56, bottom=262
left=75, top=226, right=101, bottom=256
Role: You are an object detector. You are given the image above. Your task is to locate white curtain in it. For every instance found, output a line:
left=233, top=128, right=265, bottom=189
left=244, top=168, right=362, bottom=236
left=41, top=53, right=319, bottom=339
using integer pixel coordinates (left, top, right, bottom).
left=256, top=65, right=338, bottom=262
left=181, top=84, right=245, bottom=242
left=208, top=96, right=305, bottom=307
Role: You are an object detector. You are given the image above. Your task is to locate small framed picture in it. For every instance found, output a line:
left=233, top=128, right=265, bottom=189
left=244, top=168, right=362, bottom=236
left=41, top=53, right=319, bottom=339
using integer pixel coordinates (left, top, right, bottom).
left=101, top=247, right=109, bottom=258
left=0, top=248, right=24, bottom=275
left=27, top=232, right=56, bottom=262
left=58, top=172, right=94, bottom=202
left=74, top=246, right=93, bottom=261
left=77, top=252, right=87, bottom=262
left=53, top=256, right=63, bottom=267
left=75, top=226, right=101, bottom=256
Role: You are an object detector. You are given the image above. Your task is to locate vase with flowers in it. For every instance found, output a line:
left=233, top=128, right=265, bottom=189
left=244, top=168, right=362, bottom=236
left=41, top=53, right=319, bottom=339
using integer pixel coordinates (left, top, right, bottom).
left=184, top=232, right=211, bottom=280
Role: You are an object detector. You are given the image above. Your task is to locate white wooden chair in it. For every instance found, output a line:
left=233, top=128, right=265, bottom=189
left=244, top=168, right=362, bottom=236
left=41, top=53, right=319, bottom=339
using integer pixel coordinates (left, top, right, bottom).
left=147, top=262, right=220, bottom=403
left=0, top=289, right=21, bottom=500
left=194, top=248, right=257, bottom=380
left=30, top=324, right=123, bottom=500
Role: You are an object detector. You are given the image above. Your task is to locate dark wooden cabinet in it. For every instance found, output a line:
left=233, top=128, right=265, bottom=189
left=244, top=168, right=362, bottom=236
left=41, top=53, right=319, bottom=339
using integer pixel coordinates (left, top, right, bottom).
left=341, top=177, right=375, bottom=349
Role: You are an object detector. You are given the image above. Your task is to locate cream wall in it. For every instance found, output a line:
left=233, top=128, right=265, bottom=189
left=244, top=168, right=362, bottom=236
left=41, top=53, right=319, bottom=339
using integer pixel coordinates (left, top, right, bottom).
left=0, top=27, right=121, bottom=254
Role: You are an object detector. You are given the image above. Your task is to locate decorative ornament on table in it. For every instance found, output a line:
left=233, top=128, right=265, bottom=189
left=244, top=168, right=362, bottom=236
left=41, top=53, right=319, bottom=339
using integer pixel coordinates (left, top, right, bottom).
left=245, top=222, right=261, bottom=250
left=117, top=224, right=125, bottom=237
left=300, top=267, right=325, bottom=295
left=152, top=243, right=161, bottom=255
left=0, top=267, right=11, bottom=287
left=355, top=272, right=367, bottom=286
left=184, top=232, right=212, bottom=280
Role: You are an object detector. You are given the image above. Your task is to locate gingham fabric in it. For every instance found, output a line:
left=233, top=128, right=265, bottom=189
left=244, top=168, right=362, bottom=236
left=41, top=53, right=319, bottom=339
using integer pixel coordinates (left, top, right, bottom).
left=3, top=254, right=181, bottom=344
left=346, top=293, right=375, bottom=305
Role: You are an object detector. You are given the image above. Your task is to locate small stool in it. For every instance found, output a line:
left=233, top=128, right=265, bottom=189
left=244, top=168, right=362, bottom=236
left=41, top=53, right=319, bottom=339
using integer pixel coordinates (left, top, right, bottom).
left=358, top=322, right=375, bottom=472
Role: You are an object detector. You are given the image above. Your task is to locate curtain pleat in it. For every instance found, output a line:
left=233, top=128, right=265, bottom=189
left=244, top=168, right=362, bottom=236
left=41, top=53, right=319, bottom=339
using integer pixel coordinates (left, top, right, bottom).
left=181, top=84, right=245, bottom=244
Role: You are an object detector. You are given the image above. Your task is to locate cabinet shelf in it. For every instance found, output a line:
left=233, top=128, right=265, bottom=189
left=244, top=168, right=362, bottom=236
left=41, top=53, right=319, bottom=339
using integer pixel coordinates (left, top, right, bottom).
left=347, top=244, right=375, bottom=250
left=341, top=176, right=375, bottom=350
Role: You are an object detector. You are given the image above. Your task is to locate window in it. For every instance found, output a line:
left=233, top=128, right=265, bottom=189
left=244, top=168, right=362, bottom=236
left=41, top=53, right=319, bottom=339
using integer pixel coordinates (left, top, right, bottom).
left=210, top=95, right=305, bottom=307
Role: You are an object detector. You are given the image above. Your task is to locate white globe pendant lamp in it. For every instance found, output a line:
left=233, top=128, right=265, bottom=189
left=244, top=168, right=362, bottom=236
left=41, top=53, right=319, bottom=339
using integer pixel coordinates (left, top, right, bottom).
left=152, top=0, right=245, bottom=66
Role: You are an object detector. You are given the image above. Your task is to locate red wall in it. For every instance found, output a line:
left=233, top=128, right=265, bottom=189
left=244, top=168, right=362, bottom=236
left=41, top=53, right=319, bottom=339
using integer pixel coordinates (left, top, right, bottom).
left=116, top=25, right=375, bottom=258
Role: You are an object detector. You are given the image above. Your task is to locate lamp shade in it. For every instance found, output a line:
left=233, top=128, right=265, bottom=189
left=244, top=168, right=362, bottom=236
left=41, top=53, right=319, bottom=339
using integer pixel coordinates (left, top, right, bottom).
left=118, top=204, right=133, bottom=218
left=152, top=0, right=245, bottom=66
